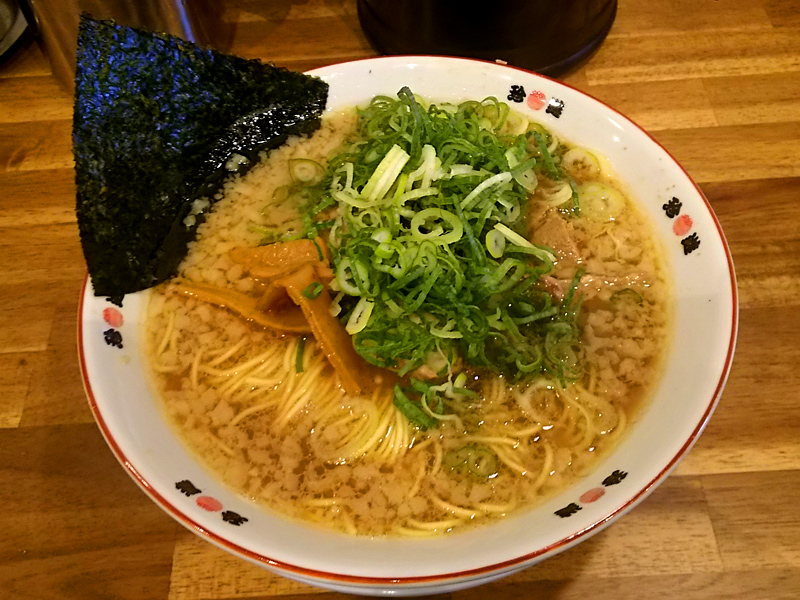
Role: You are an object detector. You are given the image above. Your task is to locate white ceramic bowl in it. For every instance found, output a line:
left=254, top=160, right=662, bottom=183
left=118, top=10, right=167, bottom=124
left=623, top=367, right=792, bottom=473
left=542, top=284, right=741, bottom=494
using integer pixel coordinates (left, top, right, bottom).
left=79, top=56, right=738, bottom=596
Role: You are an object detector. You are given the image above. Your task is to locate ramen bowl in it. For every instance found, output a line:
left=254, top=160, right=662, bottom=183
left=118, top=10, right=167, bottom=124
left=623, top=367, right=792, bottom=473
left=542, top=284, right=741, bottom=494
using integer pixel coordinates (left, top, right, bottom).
left=79, top=56, right=737, bottom=596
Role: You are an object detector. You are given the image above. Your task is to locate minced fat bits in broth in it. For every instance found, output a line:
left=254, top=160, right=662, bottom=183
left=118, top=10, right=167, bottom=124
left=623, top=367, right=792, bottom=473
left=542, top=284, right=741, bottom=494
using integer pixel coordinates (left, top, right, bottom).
left=145, top=99, right=670, bottom=537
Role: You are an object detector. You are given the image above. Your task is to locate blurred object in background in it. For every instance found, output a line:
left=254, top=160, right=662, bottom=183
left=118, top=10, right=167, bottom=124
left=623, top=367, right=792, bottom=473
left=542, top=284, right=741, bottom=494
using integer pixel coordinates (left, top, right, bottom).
left=18, top=0, right=234, bottom=91
left=0, top=0, right=28, bottom=60
left=357, top=0, right=617, bottom=77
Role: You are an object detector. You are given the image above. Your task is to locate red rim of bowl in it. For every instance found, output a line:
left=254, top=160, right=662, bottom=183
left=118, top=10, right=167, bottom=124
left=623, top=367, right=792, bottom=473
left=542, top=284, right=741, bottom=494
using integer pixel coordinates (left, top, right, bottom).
left=77, top=54, right=739, bottom=587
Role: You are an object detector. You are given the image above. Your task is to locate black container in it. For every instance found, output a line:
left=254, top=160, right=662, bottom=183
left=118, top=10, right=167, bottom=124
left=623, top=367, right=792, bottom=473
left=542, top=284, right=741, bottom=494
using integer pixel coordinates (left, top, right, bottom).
left=357, top=0, right=617, bottom=77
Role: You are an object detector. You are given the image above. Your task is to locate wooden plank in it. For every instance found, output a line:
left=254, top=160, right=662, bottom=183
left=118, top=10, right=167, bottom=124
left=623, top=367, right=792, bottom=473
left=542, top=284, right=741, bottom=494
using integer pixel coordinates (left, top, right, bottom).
left=226, top=0, right=356, bottom=23
left=0, top=169, right=76, bottom=227
left=0, top=120, right=73, bottom=172
left=0, top=503, right=176, bottom=566
left=502, top=477, right=721, bottom=584
left=20, top=295, right=95, bottom=427
left=559, top=69, right=590, bottom=90
left=0, top=423, right=179, bottom=596
left=215, top=595, right=415, bottom=600
left=457, top=568, right=800, bottom=600
left=668, top=179, right=800, bottom=476
left=703, top=177, right=800, bottom=311
left=274, top=595, right=446, bottom=600
left=0, top=223, right=81, bottom=247
left=0, top=543, right=177, bottom=600
left=0, top=281, right=58, bottom=354
left=652, top=122, right=800, bottom=183
left=580, top=78, right=717, bottom=131
left=703, top=71, right=800, bottom=126
left=676, top=306, right=800, bottom=476
left=0, top=76, right=72, bottom=124
left=270, top=58, right=369, bottom=73
left=0, top=224, right=84, bottom=287
left=0, top=424, right=178, bottom=599
left=0, top=423, right=162, bottom=516
left=169, top=533, right=326, bottom=599
left=765, top=0, right=800, bottom=27
left=611, top=0, right=773, bottom=37
left=0, top=33, right=52, bottom=79
left=586, top=29, right=800, bottom=85
left=229, top=15, right=372, bottom=63
left=703, top=470, right=800, bottom=570
left=168, top=477, right=721, bottom=599
left=0, top=352, right=35, bottom=428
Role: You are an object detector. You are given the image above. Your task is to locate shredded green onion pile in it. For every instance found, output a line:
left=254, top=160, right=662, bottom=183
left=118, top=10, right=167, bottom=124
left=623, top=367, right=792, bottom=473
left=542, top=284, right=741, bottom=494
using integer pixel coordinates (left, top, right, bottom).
left=298, top=87, right=584, bottom=391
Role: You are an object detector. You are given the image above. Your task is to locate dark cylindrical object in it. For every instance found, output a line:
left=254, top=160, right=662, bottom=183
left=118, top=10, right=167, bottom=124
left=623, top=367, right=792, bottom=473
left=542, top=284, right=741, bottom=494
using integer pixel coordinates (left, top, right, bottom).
left=357, top=0, right=616, bottom=77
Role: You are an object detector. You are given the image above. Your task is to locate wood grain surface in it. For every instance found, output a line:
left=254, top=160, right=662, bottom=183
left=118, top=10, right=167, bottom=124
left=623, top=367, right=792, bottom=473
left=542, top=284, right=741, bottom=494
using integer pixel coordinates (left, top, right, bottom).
left=1, top=1, right=799, bottom=598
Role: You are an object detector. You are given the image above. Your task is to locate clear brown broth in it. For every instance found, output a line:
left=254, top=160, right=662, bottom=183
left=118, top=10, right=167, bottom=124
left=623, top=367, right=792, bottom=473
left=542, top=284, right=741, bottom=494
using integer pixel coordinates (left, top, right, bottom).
left=145, top=109, right=671, bottom=536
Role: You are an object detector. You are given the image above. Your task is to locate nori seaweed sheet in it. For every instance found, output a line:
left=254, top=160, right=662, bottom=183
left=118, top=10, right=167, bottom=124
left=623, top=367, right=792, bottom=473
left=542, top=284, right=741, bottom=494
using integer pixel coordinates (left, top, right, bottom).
left=74, top=15, right=329, bottom=297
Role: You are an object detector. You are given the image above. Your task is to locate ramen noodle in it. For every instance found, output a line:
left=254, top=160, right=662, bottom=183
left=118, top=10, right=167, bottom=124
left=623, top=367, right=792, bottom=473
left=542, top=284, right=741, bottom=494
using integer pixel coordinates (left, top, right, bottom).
left=145, top=95, right=670, bottom=536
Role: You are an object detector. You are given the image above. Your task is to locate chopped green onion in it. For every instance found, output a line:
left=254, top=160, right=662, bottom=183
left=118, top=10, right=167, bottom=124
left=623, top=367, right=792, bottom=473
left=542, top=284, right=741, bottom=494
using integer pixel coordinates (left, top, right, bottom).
left=486, top=229, right=506, bottom=258
left=335, top=258, right=360, bottom=296
left=410, top=208, right=464, bottom=245
left=289, top=158, right=324, bottom=183
left=493, top=222, right=533, bottom=249
left=346, top=297, right=375, bottom=334
left=311, top=238, right=324, bottom=262
left=430, top=319, right=464, bottom=339
left=371, top=228, right=392, bottom=244
left=568, top=178, right=581, bottom=216
left=561, top=267, right=585, bottom=315
left=294, top=90, right=585, bottom=393
left=302, top=281, right=324, bottom=299
left=405, top=144, right=440, bottom=189
left=515, top=345, right=543, bottom=372
left=295, top=337, right=306, bottom=373
left=460, top=171, right=513, bottom=210
left=578, top=182, right=625, bottom=222
left=611, top=288, right=643, bottom=305
left=360, top=144, right=410, bottom=202
left=393, top=385, right=438, bottom=430
left=443, top=445, right=498, bottom=478
left=330, top=291, right=344, bottom=316
left=533, top=131, right=560, bottom=180
left=513, top=306, right=559, bottom=324
left=505, top=148, right=539, bottom=192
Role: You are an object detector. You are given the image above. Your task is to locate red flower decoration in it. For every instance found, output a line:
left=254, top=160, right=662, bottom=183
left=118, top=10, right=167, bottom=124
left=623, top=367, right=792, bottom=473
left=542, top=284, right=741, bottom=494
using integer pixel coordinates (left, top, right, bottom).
left=579, top=487, right=606, bottom=503
left=673, top=214, right=693, bottom=236
left=102, top=307, right=123, bottom=328
left=527, top=90, right=547, bottom=110
left=196, top=496, right=223, bottom=512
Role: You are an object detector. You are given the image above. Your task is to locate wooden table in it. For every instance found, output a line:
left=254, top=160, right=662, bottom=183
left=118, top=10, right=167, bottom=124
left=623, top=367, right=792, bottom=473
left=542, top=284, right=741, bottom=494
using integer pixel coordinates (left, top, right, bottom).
left=1, top=1, right=799, bottom=598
